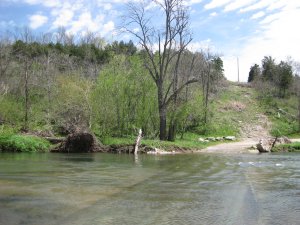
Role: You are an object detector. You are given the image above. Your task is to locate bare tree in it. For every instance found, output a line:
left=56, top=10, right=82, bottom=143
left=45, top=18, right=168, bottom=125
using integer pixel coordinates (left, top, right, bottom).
left=0, top=35, right=14, bottom=81
left=124, top=0, right=198, bottom=140
left=12, top=28, right=39, bottom=131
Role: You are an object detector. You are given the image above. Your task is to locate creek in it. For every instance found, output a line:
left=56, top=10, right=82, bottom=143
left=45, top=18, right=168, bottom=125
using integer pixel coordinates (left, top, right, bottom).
left=0, top=152, right=299, bottom=225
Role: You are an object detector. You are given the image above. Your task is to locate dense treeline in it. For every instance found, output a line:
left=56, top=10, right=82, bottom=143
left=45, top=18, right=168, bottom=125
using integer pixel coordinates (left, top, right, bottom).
left=0, top=27, right=225, bottom=141
left=248, top=56, right=296, bottom=97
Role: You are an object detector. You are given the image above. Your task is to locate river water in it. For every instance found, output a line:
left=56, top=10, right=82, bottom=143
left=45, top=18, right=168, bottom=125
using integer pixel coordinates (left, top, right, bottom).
left=0, top=152, right=299, bottom=225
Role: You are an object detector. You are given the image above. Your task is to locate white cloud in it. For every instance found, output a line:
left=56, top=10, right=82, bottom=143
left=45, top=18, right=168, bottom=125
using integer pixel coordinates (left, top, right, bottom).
left=52, top=8, right=74, bottom=28
left=187, top=39, right=216, bottom=52
left=204, top=0, right=231, bottom=10
left=29, top=14, right=48, bottom=29
left=250, top=11, right=265, bottom=20
left=223, top=2, right=300, bottom=81
left=185, top=0, right=204, bottom=5
left=103, top=21, right=115, bottom=36
left=259, top=13, right=280, bottom=25
left=24, top=0, right=61, bottom=7
left=210, top=12, right=218, bottom=17
left=224, top=0, right=257, bottom=12
left=266, top=0, right=286, bottom=11
left=240, top=0, right=280, bottom=13
left=68, top=11, right=101, bottom=34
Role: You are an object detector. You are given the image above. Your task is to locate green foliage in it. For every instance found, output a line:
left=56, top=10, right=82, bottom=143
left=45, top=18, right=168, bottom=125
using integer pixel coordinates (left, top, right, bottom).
left=199, top=121, right=238, bottom=137
left=276, top=61, right=293, bottom=97
left=0, top=134, right=51, bottom=152
left=248, top=64, right=260, bottom=82
left=92, top=54, right=158, bottom=138
left=0, top=96, right=23, bottom=128
left=255, top=56, right=294, bottom=98
left=271, top=120, right=298, bottom=137
left=102, top=133, right=212, bottom=150
left=262, top=56, right=276, bottom=81
left=52, top=74, right=94, bottom=132
left=259, top=95, right=299, bottom=137
left=272, top=142, right=300, bottom=152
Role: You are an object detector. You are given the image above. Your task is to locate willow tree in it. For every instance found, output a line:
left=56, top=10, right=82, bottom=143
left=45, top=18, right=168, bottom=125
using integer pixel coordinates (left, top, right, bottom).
left=124, top=0, right=198, bottom=140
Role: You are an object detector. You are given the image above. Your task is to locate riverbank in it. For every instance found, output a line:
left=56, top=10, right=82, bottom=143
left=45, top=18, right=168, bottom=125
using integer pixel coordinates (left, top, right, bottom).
left=0, top=131, right=234, bottom=154
left=201, top=138, right=300, bottom=154
left=1, top=130, right=299, bottom=154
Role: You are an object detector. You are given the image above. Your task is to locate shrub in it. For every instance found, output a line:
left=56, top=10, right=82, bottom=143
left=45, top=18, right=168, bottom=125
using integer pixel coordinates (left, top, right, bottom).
left=272, top=142, right=300, bottom=152
left=0, top=134, right=51, bottom=152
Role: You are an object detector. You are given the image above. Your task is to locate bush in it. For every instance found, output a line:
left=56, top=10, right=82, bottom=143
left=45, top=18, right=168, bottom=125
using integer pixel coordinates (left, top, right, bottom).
left=0, top=134, right=51, bottom=152
left=270, top=119, right=298, bottom=137
left=272, top=142, right=300, bottom=152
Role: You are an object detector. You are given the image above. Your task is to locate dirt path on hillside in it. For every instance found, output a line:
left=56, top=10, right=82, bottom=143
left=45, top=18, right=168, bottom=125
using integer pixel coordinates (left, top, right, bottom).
left=202, top=113, right=272, bottom=154
left=239, top=113, right=272, bottom=139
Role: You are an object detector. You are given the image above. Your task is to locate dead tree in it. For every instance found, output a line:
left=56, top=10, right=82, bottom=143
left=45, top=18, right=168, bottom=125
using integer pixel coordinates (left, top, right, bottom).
left=124, top=0, right=197, bottom=140
left=134, top=129, right=142, bottom=154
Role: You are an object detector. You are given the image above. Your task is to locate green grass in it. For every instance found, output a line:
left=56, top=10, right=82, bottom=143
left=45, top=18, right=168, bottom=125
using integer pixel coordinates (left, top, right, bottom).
left=0, top=134, right=51, bottom=152
left=259, top=94, right=299, bottom=137
left=102, top=132, right=221, bottom=151
left=206, top=84, right=264, bottom=137
left=272, top=142, right=300, bottom=152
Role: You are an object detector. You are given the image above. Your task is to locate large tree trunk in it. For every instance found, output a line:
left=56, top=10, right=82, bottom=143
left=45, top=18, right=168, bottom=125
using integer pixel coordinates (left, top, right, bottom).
left=168, top=121, right=176, bottom=141
left=158, top=80, right=167, bottom=140
left=159, top=104, right=167, bottom=140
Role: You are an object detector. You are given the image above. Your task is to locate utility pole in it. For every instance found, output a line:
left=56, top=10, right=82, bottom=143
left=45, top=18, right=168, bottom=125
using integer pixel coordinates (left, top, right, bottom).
left=237, top=57, right=240, bottom=82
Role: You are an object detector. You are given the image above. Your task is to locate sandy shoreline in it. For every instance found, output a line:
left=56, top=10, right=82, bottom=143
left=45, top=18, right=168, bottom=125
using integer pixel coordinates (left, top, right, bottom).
left=200, top=138, right=300, bottom=154
left=200, top=138, right=259, bottom=154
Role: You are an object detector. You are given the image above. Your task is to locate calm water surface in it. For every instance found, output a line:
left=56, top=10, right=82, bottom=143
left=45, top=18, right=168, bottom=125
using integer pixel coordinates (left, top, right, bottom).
left=0, top=152, right=299, bottom=225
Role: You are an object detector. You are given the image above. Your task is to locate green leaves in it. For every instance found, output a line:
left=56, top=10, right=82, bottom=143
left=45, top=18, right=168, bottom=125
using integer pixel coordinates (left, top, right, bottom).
left=0, top=134, right=51, bottom=152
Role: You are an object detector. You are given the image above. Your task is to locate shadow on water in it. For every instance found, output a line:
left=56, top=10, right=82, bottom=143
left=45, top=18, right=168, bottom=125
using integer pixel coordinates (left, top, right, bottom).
left=57, top=153, right=96, bottom=162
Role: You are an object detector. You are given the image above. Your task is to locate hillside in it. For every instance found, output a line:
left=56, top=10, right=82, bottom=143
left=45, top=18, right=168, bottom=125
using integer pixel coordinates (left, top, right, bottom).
left=208, top=81, right=299, bottom=140
left=208, top=83, right=271, bottom=140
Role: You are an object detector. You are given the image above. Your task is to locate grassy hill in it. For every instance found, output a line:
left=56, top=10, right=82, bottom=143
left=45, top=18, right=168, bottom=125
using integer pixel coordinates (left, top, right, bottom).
left=206, top=82, right=269, bottom=138
left=207, top=82, right=299, bottom=139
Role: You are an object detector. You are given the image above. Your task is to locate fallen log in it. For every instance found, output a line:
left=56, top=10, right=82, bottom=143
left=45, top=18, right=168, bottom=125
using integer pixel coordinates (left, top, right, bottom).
left=45, top=137, right=65, bottom=144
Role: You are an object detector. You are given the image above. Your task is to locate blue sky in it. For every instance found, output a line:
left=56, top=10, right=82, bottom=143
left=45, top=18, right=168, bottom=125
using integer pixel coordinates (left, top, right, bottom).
left=1, top=0, right=299, bottom=81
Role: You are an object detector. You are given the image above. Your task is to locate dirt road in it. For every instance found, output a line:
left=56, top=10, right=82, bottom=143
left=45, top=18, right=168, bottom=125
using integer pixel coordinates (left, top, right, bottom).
left=201, top=138, right=259, bottom=154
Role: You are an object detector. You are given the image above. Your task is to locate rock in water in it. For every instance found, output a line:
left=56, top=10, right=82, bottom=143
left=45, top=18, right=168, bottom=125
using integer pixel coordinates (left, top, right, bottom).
left=256, top=137, right=292, bottom=153
left=256, top=139, right=271, bottom=153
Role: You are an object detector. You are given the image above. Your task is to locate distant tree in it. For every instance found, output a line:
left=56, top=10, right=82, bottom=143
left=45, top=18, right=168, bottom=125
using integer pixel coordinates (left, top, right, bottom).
left=0, top=37, right=13, bottom=79
left=275, top=61, right=293, bottom=98
left=262, top=56, right=276, bottom=81
left=12, top=38, right=45, bottom=130
left=107, top=40, right=137, bottom=56
left=295, top=75, right=300, bottom=132
left=202, top=54, right=224, bottom=126
left=248, top=64, right=260, bottom=82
